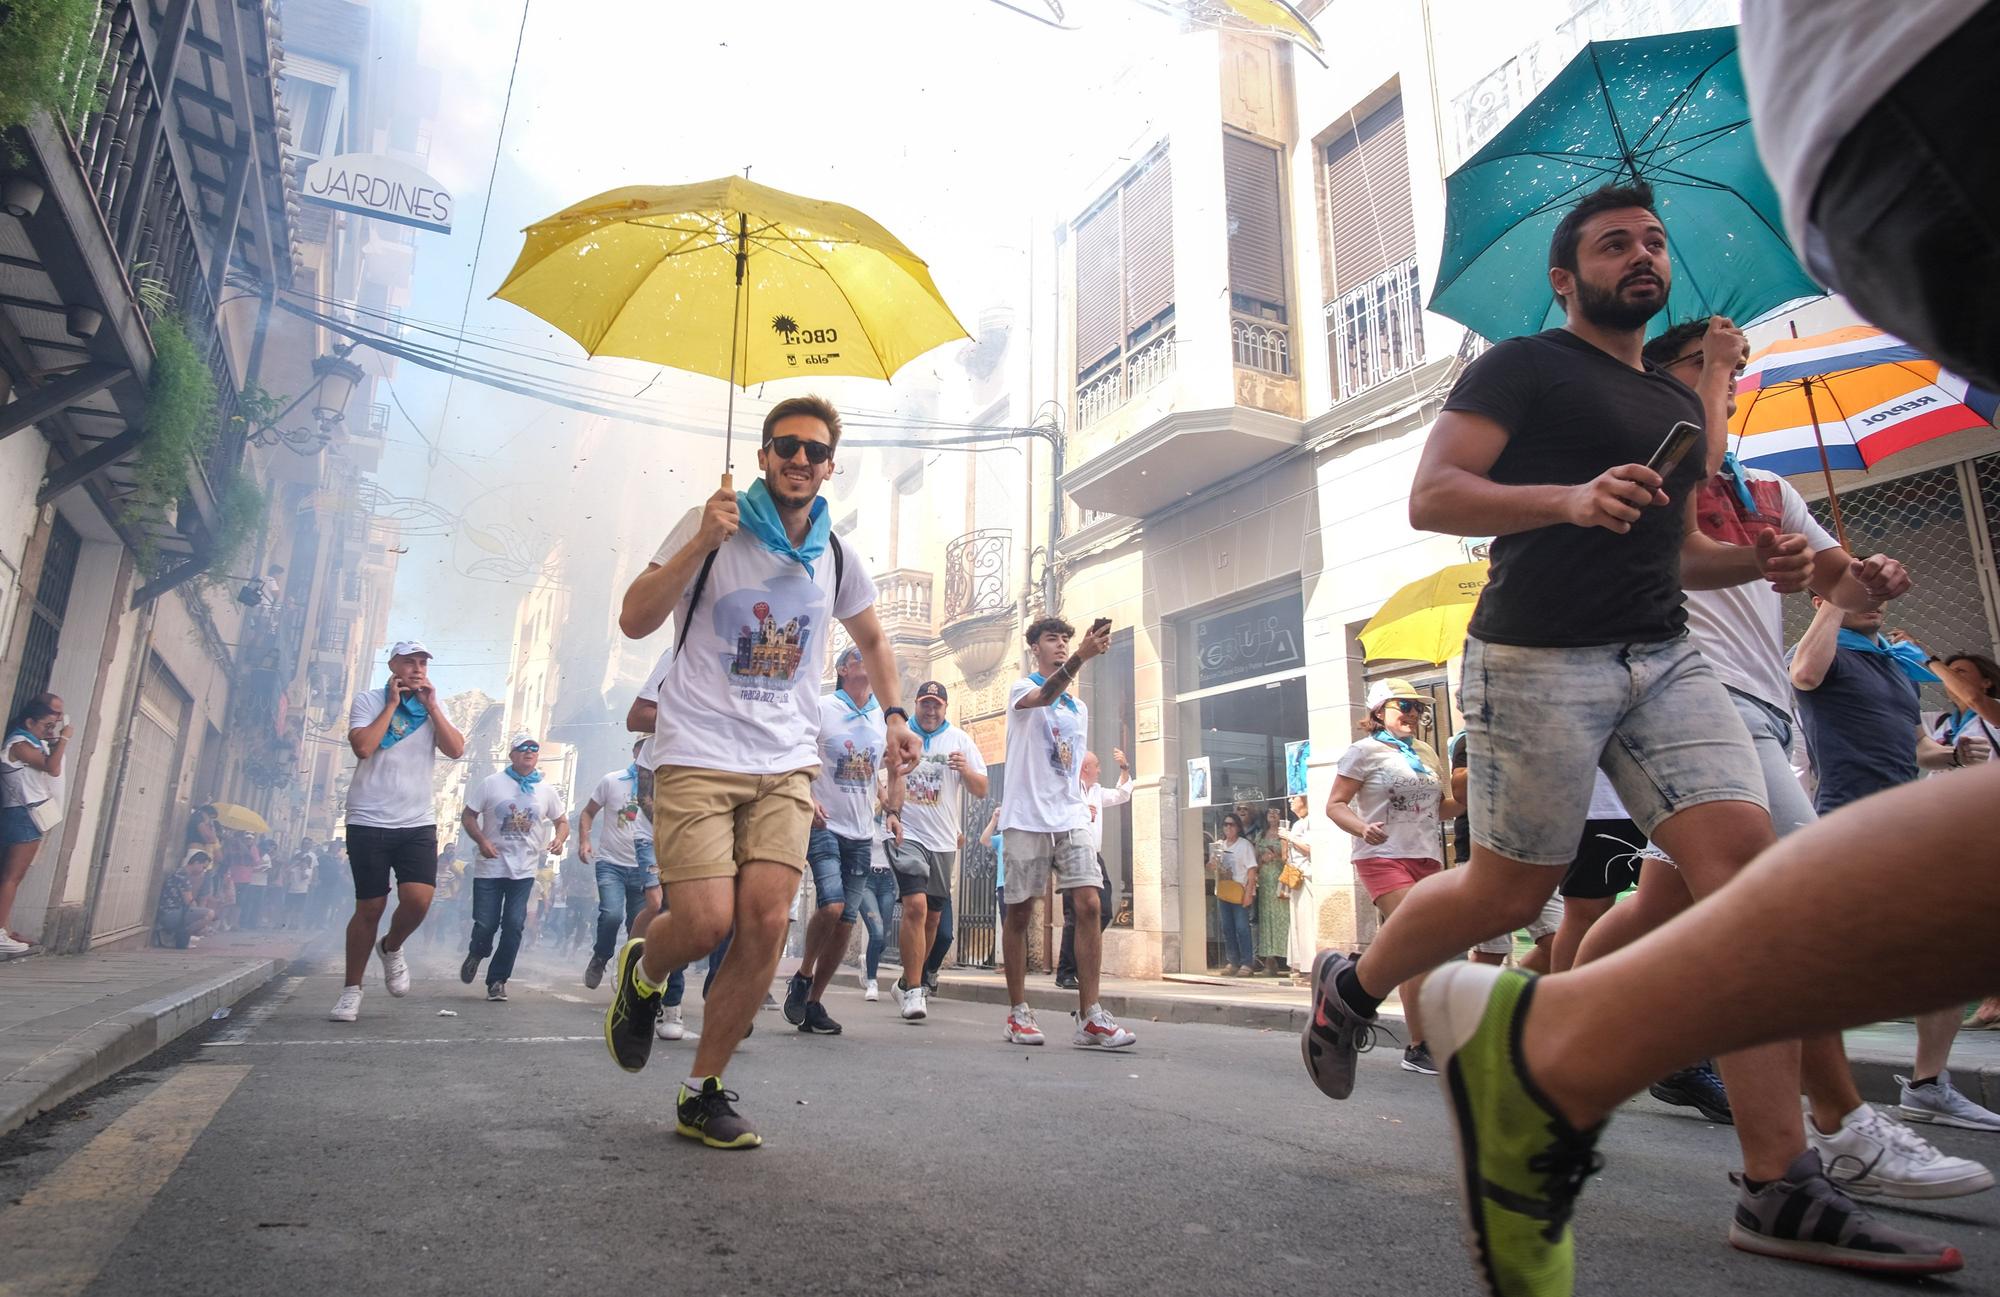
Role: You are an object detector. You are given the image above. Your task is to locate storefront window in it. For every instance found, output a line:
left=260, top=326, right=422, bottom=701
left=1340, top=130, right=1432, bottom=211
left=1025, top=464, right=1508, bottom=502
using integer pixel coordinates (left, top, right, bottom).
left=1084, top=629, right=1136, bottom=926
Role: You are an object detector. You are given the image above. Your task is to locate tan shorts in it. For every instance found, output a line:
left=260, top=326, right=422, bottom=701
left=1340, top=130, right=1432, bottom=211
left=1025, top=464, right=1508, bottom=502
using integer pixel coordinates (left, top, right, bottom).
left=651, top=765, right=818, bottom=885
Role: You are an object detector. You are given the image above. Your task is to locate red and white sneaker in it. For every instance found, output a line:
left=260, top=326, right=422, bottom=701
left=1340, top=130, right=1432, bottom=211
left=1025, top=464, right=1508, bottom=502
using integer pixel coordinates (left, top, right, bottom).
left=1004, top=1006, right=1045, bottom=1045
left=1073, top=1005, right=1136, bottom=1050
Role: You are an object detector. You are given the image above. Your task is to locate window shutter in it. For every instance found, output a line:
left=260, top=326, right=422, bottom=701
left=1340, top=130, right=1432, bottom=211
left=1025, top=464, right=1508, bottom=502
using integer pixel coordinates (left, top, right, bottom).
left=1326, top=95, right=1414, bottom=294
left=1223, top=133, right=1286, bottom=309
left=1121, top=150, right=1174, bottom=335
left=1074, top=200, right=1121, bottom=374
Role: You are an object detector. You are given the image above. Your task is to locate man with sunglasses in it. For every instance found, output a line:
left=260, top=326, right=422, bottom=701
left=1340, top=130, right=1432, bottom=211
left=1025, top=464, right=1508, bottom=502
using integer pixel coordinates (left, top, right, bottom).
left=608, top=395, right=920, bottom=1150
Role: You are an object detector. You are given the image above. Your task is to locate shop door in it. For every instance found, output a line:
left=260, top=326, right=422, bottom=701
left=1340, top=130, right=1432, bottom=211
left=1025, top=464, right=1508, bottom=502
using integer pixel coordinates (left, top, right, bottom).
left=91, top=663, right=188, bottom=944
left=955, top=764, right=1004, bottom=969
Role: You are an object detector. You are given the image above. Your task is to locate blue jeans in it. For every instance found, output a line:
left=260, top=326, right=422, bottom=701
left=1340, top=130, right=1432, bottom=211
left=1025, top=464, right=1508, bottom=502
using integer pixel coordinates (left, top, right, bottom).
left=852, top=868, right=900, bottom=979
left=1218, top=900, right=1254, bottom=968
left=469, top=877, right=535, bottom=986
left=594, top=861, right=678, bottom=1010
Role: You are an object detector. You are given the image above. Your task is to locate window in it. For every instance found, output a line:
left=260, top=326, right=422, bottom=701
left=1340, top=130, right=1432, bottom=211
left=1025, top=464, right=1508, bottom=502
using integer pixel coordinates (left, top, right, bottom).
left=1323, top=93, right=1426, bottom=399
left=1223, top=133, right=1291, bottom=376
left=279, top=56, right=351, bottom=165
left=1085, top=628, right=1137, bottom=927
left=1074, top=145, right=1176, bottom=427
left=8, top=514, right=81, bottom=721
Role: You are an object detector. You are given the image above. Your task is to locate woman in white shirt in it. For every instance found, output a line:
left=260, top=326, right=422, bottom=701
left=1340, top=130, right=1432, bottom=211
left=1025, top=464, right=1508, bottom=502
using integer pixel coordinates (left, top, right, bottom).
left=1211, top=813, right=1259, bottom=975
left=0, top=694, right=70, bottom=953
left=1279, top=795, right=1324, bottom=985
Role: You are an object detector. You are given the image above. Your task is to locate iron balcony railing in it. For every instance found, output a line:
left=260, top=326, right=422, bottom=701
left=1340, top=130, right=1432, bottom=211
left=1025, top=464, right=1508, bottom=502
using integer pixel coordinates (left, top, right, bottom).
left=1327, top=256, right=1426, bottom=401
left=1230, top=314, right=1292, bottom=376
left=1074, top=326, right=1177, bottom=429
left=942, top=529, right=1011, bottom=624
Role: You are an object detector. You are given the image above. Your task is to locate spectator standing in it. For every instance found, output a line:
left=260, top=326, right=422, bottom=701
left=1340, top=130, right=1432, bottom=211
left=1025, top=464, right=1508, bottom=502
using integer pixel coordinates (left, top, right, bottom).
left=0, top=694, right=69, bottom=952
left=1211, top=813, right=1259, bottom=977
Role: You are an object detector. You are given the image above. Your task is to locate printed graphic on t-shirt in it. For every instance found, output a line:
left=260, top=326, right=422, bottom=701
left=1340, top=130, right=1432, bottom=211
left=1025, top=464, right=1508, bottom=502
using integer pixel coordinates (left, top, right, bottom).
left=1381, top=772, right=1438, bottom=821
left=710, top=576, right=821, bottom=705
left=831, top=739, right=878, bottom=787
left=907, top=754, right=948, bottom=806
left=616, top=790, right=641, bottom=826
left=1047, top=729, right=1075, bottom=777
left=499, top=803, right=538, bottom=838
left=1695, top=474, right=1785, bottom=546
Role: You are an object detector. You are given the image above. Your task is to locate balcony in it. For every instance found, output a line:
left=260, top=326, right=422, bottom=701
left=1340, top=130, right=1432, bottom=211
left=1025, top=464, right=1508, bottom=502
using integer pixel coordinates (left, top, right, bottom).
left=874, top=568, right=934, bottom=640
left=939, top=529, right=1014, bottom=678
left=1075, top=326, right=1177, bottom=430
left=1231, top=314, right=1292, bottom=376
left=1327, top=257, right=1426, bottom=402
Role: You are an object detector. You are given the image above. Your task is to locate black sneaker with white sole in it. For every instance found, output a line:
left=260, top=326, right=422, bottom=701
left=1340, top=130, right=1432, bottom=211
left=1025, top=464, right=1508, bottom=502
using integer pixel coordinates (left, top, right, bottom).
left=602, top=938, right=661, bottom=1074
left=1650, top=1060, right=1733, bottom=1124
left=799, top=1001, right=843, bottom=1035
left=782, top=973, right=810, bottom=1025
left=1401, top=1041, right=1438, bottom=1075
left=460, top=951, right=481, bottom=985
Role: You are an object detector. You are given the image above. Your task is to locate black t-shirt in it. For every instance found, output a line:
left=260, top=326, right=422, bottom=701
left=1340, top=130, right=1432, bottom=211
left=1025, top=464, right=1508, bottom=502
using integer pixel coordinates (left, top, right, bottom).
left=1445, top=329, right=1706, bottom=647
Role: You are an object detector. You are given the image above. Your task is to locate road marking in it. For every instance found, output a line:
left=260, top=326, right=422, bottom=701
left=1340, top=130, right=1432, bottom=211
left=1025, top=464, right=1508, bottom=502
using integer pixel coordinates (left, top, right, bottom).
left=0, top=1064, right=250, bottom=1297
left=227, top=1034, right=604, bottom=1047
left=203, top=975, right=303, bottom=1046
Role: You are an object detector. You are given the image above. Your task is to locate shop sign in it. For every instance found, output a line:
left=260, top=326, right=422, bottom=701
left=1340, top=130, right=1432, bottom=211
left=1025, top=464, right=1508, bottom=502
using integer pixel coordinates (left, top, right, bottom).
left=302, top=152, right=453, bottom=233
left=1192, top=591, right=1304, bottom=690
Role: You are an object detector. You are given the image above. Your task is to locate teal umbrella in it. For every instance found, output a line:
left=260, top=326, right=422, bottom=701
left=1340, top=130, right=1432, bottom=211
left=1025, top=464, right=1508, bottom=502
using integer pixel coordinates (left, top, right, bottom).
left=1429, top=25, right=1822, bottom=343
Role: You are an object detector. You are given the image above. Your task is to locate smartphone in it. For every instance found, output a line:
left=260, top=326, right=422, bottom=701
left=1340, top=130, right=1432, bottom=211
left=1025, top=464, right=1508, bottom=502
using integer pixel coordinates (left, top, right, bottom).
left=1088, top=616, right=1113, bottom=635
left=1644, top=420, right=1704, bottom=480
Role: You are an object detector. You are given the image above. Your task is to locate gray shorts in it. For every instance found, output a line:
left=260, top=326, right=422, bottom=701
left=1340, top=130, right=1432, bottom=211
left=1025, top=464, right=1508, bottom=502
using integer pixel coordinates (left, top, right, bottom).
left=888, top=841, right=955, bottom=904
left=1001, top=827, right=1096, bottom=905
left=1461, top=634, right=1768, bottom=866
left=1474, top=893, right=1564, bottom=954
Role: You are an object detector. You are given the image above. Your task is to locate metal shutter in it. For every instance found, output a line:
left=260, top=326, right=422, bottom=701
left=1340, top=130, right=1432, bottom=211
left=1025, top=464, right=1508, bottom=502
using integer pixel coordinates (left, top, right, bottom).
left=1326, top=95, right=1415, bottom=294
left=1122, top=150, right=1175, bottom=334
left=1223, top=133, right=1286, bottom=308
left=1074, top=199, right=1121, bottom=375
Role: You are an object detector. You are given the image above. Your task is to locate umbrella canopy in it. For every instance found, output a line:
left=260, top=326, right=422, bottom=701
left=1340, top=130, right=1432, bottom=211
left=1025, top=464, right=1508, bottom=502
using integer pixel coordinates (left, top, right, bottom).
left=1429, top=25, right=1821, bottom=343
left=1359, top=562, right=1490, bottom=665
left=210, top=803, right=269, bottom=834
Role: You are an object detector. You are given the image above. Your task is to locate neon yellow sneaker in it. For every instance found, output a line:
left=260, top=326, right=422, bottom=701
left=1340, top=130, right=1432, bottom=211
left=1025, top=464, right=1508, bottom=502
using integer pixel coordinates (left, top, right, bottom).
left=1422, top=962, right=1604, bottom=1297
left=676, top=1077, right=763, bottom=1149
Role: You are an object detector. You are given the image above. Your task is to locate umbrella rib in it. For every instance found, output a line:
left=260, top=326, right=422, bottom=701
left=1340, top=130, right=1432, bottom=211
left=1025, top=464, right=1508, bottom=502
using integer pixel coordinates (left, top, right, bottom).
left=782, top=236, right=896, bottom=379
left=1588, top=43, right=1642, bottom=183
left=1627, top=48, right=1736, bottom=170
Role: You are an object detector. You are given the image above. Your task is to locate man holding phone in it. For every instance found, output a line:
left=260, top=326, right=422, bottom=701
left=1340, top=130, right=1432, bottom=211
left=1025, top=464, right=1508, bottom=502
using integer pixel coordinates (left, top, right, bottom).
left=1301, top=182, right=1953, bottom=1286
left=335, top=641, right=468, bottom=1022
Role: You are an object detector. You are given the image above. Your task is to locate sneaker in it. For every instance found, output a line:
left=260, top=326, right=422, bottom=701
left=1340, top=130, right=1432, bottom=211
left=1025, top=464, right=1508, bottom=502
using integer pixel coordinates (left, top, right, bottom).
left=1401, top=1041, right=1439, bottom=1075
left=863, top=977, right=879, bottom=1003
left=328, top=986, right=363, bottom=1022
left=1898, top=1071, right=2000, bottom=1132
left=1300, top=951, right=1387, bottom=1101
left=1649, top=1060, right=1733, bottom=1124
left=602, top=938, right=661, bottom=1074
left=1809, top=1104, right=1995, bottom=1200
left=655, top=1004, right=686, bottom=1041
left=1072, top=1005, right=1136, bottom=1049
left=676, top=1077, right=762, bottom=1150
left=459, top=950, right=481, bottom=985
left=782, top=973, right=810, bottom=1025
left=376, top=937, right=411, bottom=997
left=799, top=1001, right=843, bottom=1035
left=584, top=955, right=608, bottom=990
left=1054, top=973, right=1079, bottom=990
left=762, top=992, right=780, bottom=1012
left=1729, top=1149, right=1962, bottom=1275
left=1422, top=961, right=1605, bottom=1297
left=923, top=971, right=939, bottom=994
left=900, top=984, right=927, bottom=1021
left=487, top=981, right=507, bottom=1002
left=0, top=933, right=29, bottom=955
left=1217, top=964, right=1238, bottom=977
left=1004, top=1006, right=1045, bottom=1046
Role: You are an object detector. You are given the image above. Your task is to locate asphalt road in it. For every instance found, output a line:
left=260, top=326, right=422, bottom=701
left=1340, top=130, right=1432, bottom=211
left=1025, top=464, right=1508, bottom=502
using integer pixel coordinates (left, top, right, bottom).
left=1, top=936, right=1995, bottom=1297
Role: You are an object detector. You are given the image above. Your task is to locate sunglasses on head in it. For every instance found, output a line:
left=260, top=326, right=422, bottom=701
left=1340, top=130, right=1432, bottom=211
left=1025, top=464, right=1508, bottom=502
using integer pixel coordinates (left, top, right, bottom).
left=765, top=434, right=833, bottom=465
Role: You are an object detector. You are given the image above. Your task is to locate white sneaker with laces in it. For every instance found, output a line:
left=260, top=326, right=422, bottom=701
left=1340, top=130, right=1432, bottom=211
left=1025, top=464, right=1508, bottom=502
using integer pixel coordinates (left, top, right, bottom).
left=0, top=933, right=29, bottom=955
left=1072, top=1004, right=1137, bottom=1049
left=901, top=984, right=927, bottom=1021
left=329, top=986, right=363, bottom=1022
left=864, top=977, right=879, bottom=1003
left=377, top=937, right=411, bottom=996
left=1899, top=1071, right=2000, bottom=1132
left=655, top=1004, right=686, bottom=1040
left=1004, top=1005, right=1044, bottom=1045
left=1810, top=1104, right=1996, bottom=1199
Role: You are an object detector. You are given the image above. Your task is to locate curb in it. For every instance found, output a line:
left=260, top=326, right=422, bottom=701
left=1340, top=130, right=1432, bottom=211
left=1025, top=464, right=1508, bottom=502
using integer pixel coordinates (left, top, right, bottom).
left=0, top=958, right=281, bottom=1138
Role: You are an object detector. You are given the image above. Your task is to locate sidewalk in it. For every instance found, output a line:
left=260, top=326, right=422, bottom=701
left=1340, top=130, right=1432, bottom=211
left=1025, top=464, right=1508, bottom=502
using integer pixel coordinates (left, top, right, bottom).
left=930, top=966, right=2000, bottom=1108
left=0, top=928, right=317, bottom=1137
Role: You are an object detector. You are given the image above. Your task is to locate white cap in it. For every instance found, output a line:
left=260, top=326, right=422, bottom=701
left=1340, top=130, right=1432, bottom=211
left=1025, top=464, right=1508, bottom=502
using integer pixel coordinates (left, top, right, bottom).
left=1365, top=677, right=1426, bottom=713
left=508, top=731, right=539, bottom=751
left=389, top=640, right=432, bottom=660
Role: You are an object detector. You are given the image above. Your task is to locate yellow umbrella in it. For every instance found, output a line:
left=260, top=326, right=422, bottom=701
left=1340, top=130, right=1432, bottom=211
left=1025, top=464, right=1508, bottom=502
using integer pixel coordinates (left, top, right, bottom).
left=210, top=803, right=270, bottom=834
left=493, top=176, right=968, bottom=472
left=1358, top=562, right=1490, bottom=665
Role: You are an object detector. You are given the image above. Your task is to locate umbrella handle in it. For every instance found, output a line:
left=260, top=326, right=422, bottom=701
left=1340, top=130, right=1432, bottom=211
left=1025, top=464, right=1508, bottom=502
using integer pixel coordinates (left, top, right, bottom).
left=719, top=472, right=732, bottom=492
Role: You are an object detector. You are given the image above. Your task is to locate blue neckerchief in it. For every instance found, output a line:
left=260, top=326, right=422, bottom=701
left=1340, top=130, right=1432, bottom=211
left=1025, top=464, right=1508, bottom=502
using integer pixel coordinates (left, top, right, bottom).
left=623, top=763, right=638, bottom=784
left=914, top=715, right=951, bottom=750
left=1719, top=452, right=1758, bottom=515
left=834, top=688, right=878, bottom=721
left=503, top=765, right=544, bottom=789
left=1835, top=629, right=1940, bottom=683
left=376, top=690, right=430, bottom=752
left=1373, top=730, right=1430, bottom=775
left=738, top=478, right=830, bottom=576
left=1945, top=709, right=1987, bottom=744
left=1027, top=671, right=1079, bottom=713
left=6, top=729, right=48, bottom=756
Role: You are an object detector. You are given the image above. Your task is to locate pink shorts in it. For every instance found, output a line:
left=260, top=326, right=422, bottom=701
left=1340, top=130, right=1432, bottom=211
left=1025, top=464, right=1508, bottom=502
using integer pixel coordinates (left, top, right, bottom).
left=1354, top=855, right=1442, bottom=902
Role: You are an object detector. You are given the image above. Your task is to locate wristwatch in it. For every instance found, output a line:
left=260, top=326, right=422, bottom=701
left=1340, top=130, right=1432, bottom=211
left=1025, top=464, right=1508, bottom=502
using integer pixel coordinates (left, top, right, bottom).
left=882, top=706, right=910, bottom=724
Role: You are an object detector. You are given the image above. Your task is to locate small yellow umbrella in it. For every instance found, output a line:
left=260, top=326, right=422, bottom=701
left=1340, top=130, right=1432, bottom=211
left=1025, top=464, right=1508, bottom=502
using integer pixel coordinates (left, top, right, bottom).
left=210, top=803, right=270, bottom=834
left=1358, top=562, right=1490, bottom=665
left=493, top=176, right=968, bottom=472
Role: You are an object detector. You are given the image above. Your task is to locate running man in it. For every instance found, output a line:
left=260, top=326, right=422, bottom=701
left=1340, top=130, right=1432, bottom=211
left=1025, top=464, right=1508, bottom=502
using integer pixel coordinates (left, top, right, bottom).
left=459, top=733, right=568, bottom=1001
left=605, top=396, right=920, bottom=1149
left=581, top=740, right=669, bottom=995
left=1300, top=182, right=1950, bottom=1275
left=999, top=616, right=1135, bottom=1049
left=334, top=641, right=467, bottom=1022
left=889, top=680, right=987, bottom=1019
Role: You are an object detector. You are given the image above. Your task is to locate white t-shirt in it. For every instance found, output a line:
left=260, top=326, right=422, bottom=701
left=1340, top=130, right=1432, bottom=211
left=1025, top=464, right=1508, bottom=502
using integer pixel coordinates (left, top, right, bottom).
left=1684, top=468, right=1840, bottom=711
left=1586, top=770, right=1630, bottom=821
left=998, top=679, right=1090, bottom=834
left=585, top=769, right=645, bottom=867
left=1214, top=837, right=1257, bottom=885
left=901, top=724, right=987, bottom=853
left=635, top=645, right=673, bottom=773
left=646, top=511, right=876, bottom=776
left=1083, top=776, right=1132, bottom=853
left=1334, top=737, right=1445, bottom=864
left=345, top=687, right=443, bottom=829
left=465, top=770, right=566, bottom=881
left=1925, top=709, right=1999, bottom=775
left=1741, top=1, right=1984, bottom=280
left=1281, top=813, right=1328, bottom=883
left=811, top=695, right=886, bottom=841
left=0, top=732, right=54, bottom=807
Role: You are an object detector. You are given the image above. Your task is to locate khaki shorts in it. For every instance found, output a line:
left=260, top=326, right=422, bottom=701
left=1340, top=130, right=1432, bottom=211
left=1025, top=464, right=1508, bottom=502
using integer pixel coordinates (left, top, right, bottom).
left=651, top=765, right=818, bottom=885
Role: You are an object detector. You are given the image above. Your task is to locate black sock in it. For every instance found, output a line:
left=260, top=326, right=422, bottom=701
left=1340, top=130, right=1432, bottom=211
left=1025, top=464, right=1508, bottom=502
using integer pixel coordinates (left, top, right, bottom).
left=1740, top=1175, right=1772, bottom=1193
left=1333, top=964, right=1383, bottom=1017
left=1910, top=1074, right=1939, bottom=1089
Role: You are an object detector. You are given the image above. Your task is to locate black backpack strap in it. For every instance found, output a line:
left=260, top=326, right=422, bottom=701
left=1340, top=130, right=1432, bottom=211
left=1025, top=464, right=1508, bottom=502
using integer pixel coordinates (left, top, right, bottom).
left=831, top=532, right=845, bottom=601
left=674, top=549, right=721, bottom=658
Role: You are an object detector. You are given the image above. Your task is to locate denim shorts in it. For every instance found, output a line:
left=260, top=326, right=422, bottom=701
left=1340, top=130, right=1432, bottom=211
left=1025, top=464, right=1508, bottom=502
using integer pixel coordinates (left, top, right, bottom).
left=1460, top=634, right=1767, bottom=865
left=0, top=803, right=43, bottom=846
left=631, top=836, right=661, bottom=888
left=1000, top=827, right=1096, bottom=905
left=806, top=828, right=870, bottom=910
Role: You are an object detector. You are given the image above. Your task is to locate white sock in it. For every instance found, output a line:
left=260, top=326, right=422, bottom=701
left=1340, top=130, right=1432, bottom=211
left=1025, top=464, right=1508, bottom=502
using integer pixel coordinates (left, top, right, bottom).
left=344, top=984, right=362, bottom=992
left=1013, top=1001, right=1030, bottom=1016
left=682, top=1076, right=708, bottom=1096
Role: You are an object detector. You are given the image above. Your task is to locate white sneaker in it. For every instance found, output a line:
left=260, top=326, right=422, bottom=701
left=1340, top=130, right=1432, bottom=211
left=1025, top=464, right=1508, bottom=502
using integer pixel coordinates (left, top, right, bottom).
left=1899, top=1071, right=2000, bottom=1132
left=377, top=937, right=411, bottom=996
left=901, top=984, right=927, bottom=1021
left=863, top=977, right=879, bottom=1003
left=0, top=933, right=29, bottom=955
left=1003, top=1005, right=1044, bottom=1045
left=1810, top=1104, right=1996, bottom=1199
left=655, top=1004, right=686, bottom=1040
left=329, top=986, right=363, bottom=1022
left=1072, top=1004, right=1136, bottom=1049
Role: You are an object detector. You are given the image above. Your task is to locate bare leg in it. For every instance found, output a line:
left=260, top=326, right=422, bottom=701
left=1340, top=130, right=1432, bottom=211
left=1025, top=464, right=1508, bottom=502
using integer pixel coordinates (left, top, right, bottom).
left=1520, top=936, right=1554, bottom=975
left=1551, top=894, right=1614, bottom=973
left=382, top=882, right=433, bottom=951
left=343, top=897, right=388, bottom=985
left=802, top=903, right=846, bottom=1002
left=680, top=864, right=799, bottom=1080
left=1002, top=900, right=1034, bottom=1004
left=898, top=893, right=930, bottom=987
left=1913, top=1007, right=1964, bottom=1079
left=633, top=886, right=663, bottom=935
left=1374, top=885, right=1425, bottom=1045
left=1071, top=886, right=1104, bottom=1013
left=0, top=842, right=40, bottom=932
left=1353, top=850, right=1559, bottom=999
left=1802, top=1034, right=1868, bottom=1133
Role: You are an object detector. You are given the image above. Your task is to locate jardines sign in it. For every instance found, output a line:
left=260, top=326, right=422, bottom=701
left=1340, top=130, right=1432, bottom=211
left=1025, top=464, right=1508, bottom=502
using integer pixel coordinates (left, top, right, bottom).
left=302, top=153, right=452, bottom=233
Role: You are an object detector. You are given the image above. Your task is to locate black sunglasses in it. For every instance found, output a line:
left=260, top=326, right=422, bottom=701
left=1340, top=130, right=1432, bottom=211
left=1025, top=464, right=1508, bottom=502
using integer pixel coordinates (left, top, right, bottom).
left=1390, top=699, right=1426, bottom=714
left=765, top=434, right=833, bottom=465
